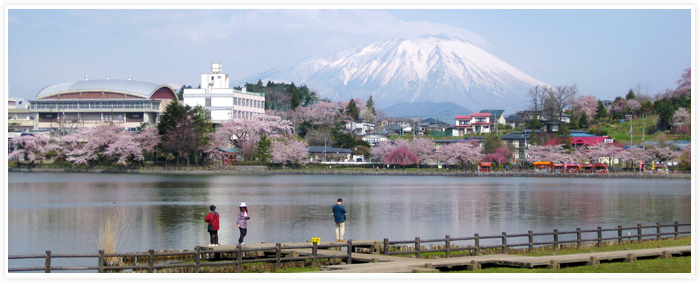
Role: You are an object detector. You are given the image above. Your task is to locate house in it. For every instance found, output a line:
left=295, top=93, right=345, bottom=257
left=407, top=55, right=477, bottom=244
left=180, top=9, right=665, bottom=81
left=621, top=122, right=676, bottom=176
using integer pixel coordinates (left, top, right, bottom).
left=479, top=109, right=506, bottom=125
left=345, top=121, right=375, bottom=135
left=500, top=131, right=534, bottom=161
left=362, top=133, right=389, bottom=145
left=381, top=124, right=412, bottom=136
left=307, top=146, right=353, bottom=163
left=453, top=112, right=492, bottom=134
left=379, top=117, right=412, bottom=127
left=504, top=114, right=522, bottom=128
left=8, top=98, right=35, bottom=132
left=183, top=62, right=265, bottom=123
left=420, top=118, right=450, bottom=134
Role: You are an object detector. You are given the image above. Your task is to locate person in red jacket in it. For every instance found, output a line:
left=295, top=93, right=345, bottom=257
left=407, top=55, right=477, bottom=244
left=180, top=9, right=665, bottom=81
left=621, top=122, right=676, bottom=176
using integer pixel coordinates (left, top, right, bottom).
left=205, top=205, right=220, bottom=246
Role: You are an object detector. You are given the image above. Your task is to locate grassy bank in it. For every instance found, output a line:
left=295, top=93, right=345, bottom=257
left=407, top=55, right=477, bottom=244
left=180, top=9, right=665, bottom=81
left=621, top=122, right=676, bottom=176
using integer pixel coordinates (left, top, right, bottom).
left=450, top=256, right=691, bottom=273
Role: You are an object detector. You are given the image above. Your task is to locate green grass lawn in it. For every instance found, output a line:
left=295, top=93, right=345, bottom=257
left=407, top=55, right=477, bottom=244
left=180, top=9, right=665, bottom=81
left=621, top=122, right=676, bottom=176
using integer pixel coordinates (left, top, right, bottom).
left=450, top=256, right=691, bottom=273
left=390, top=237, right=690, bottom=258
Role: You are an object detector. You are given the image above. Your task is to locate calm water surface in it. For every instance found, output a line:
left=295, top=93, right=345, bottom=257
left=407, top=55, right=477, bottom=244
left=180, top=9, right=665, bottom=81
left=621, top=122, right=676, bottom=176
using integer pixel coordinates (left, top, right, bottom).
left=8, top=172, right=691, bottom=270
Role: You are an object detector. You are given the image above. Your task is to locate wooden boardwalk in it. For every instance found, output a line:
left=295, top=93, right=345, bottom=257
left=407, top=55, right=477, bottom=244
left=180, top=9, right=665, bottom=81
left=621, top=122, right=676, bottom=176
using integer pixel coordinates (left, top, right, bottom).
left=312, top=245, right=691, bottom=273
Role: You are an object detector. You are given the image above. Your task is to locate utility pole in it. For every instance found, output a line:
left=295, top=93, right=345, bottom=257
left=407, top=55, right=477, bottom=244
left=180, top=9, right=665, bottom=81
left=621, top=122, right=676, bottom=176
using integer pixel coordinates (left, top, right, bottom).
left=630, top=113, right=633, bottom=147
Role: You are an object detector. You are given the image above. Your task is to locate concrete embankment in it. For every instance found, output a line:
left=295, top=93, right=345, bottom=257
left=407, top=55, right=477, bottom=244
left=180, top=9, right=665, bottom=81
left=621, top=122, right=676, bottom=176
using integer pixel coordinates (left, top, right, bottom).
left=8, top=167, right=690, bottom=179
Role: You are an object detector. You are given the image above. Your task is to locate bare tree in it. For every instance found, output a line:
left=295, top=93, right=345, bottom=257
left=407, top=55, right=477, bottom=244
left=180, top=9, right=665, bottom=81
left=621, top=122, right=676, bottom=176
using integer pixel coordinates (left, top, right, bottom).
left=526, top=85, right=548, bottom=121
left=544, top=85, right=578, bottom=122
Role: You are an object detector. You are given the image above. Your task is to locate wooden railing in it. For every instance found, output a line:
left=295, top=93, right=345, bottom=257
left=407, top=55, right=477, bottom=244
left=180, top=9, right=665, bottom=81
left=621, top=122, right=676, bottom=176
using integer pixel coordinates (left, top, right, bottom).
left=8, top=222, right=690, bottom=273
left=382, top=222, right=690, bottom=257
left=8, top=242, right=352, bottom=273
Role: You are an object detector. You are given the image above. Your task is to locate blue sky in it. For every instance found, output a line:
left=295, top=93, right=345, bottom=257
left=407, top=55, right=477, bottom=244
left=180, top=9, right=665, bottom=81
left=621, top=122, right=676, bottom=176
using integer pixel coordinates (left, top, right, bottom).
left=7, top=8, right=691, bottom=104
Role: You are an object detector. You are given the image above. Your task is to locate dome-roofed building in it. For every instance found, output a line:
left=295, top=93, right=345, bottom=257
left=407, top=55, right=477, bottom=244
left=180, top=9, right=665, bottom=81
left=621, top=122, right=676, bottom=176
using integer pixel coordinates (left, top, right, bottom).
left=28, top=78, right=178, bottom=132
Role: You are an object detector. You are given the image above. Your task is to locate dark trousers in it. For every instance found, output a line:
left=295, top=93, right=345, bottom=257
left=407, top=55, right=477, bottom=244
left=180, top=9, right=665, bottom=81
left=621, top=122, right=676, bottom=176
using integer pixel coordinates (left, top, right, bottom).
left=209, top=230, right=218, bottom=245
left=238, top=228, right=247, bottom=244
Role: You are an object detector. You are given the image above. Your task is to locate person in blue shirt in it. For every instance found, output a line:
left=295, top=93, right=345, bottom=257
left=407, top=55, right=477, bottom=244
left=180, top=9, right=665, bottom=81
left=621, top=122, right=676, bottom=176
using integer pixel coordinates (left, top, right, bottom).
left=332, top=198, right=346, bottom=242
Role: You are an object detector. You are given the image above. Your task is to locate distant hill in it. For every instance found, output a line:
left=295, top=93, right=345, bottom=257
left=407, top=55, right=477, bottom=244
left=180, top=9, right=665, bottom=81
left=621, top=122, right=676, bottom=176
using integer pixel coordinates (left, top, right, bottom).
left=380, top=101, right=472, bottom=125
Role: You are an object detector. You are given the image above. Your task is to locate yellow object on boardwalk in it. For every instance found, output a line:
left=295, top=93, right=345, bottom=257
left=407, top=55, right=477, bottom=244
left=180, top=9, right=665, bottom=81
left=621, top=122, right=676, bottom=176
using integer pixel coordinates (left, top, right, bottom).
left=312, top=238, right=320, bottom=244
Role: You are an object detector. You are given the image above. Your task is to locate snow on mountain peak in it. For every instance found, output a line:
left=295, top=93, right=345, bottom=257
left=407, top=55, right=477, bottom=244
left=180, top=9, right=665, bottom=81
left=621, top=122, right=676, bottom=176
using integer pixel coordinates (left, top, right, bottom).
left=237, top=35, right=547, bottom=111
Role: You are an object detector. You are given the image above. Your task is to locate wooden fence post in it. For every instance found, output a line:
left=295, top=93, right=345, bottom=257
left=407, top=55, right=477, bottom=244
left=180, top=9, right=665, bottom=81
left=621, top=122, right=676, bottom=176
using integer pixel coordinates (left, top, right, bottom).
left=383, top=238, right=389, bottom=255
left=275, top=243, right=281, bottom=270
left=656, top=223, right=661, bottom=241
left=474, top=234, right=480, bottom=255
left=413, top=237, right=420, bottom=258
left=148, top=249, right=154, bottom=273
left=674, top=221, right=679, bottom=239
left=501, top=232, right=508, bottom=254
left=597, top=227, right=603, bottom=247
left=445, top=235, right=451, bottom=258
left=553, top=229, right=559, bottom=250
left=45, top=250, right=51, bottom=273
left=347, top=240, right=353, bottom=264
left=637, top=224, right=642, bottom=243
left=194, top=247, right=200, bottom=273
left=312, top=242, right=318, bottom=268
left=98, top=250, right=104, bottom=273
left=617, top=225, right=623, bottom=244
left=236, top=245, right=243, bottom=273
left=576, top=228, right=582, bottom=249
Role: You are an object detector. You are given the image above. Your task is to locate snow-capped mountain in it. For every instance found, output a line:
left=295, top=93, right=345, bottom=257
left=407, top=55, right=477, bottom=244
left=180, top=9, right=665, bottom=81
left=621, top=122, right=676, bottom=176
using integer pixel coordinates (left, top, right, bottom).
left=235, top=34, right=547, bottom=111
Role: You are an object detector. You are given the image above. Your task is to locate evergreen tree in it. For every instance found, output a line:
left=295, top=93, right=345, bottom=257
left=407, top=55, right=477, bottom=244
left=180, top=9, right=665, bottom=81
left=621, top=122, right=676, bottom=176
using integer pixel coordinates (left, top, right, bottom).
left=568, top=114, right=579, bottom=129
left=289, top=83, right=300, bottom=111
left=253, top=134, right=273, bottom=164
left=527, top=118, right=541, bottom=130
left=578, top=112, right=589, bottom=129
left=366, top=95, right=377, bottom=116
left=594, top=100, right=608, bottom=122
left=626, top=89, right=636, bottom=100
left=345, top=99, right=360, bottom=121
left=555, top=123, right=571, bottom=148
left=157, top=100, right=187, bottom=135
left=482, top=132, right=503, bottom=154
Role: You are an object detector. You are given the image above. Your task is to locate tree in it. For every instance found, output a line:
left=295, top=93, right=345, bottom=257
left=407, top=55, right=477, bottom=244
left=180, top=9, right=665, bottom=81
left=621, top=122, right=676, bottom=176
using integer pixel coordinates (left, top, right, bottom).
left=253, top=134, right=272, bottom=163
left=673, top=107, right=690, bottom=136
left=217, top=114, right=293, bottom=148
left=344, top=99, right=360, bottom=121
left=482, top=132, right=503, bottom=154
left=594, top=100, right=608, bottom=122
left=526, top=144, right=568, bottom=163
left=526, top=85, right=548, bottom=117
left=366, top=95, right=376, bottom=116
left=62, top=124, right=143, bottom=166
left=555, top=123, right=571, bottom=147
left=157, top=100, right=188, bottom=135
left=436, top=141, right=483, bottom=169
left=578, top=112, right=590, bottom=129
left=370, top=139, right=411, bottom=162
left=481, top=147, right=513, bottom=166
left=572, top=95, right=598, bottom=121
left=133, top=126, right=161, bottom=165
left=8, top=134, right=60, bottom=166
left=586, top=143, right=623, bottom=168
left=410, top=138, right=436, bottom=166
left=272, top=138, right=309, bottom=166
left=381, top=146, right=419, bottom=167
left=160, top=116, right=198, bottom=166
left=289, top=83, right=300, bottom=111
left=625, top=89, right=636, bottom=100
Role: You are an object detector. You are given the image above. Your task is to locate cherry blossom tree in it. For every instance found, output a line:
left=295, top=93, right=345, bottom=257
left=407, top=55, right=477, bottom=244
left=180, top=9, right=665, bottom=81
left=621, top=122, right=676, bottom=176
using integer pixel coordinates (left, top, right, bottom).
left=679, top=144, right=691, bottom=167
left=381, top=146, right=419, bottom=166
left=482, top=147, right=514, bottom=166
left=62, top=124, right=142, bottom=166
left=586, top=143, right=624, bottom=167
left=676, top=67, right=691, bottom=93
left=436, top=141, right=483, bottom=169
left=272, top=138, right=309, bottom=166
left=526, top=144, right=569, bottom=163
left=649, top=145, right=681, bottom=163
left=217, top=114, right=293, bottom=148
left=626, top=99, right=641, bottom=114
left=410, top=138, right=436, bottom=166
left=370, top=139, right=411, bottom=162
left=8, top=134, right=60, bottom=165
left=673, top=107, right=690, bottom=134
left=572, top=95, right=598, bottom=120
left=296, top=101, right=343, bottom=127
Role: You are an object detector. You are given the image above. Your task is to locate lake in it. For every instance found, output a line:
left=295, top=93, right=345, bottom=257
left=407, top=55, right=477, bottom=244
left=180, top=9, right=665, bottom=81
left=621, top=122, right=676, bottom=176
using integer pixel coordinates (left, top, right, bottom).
left=7, top=172, right=691, bottom=271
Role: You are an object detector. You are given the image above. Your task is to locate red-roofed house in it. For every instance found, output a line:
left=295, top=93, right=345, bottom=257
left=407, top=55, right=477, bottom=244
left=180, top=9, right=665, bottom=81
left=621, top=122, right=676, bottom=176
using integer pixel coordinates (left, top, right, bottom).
left=545, top=136, right=624, bottom=148
left=454, top=113, right=491, bottom=135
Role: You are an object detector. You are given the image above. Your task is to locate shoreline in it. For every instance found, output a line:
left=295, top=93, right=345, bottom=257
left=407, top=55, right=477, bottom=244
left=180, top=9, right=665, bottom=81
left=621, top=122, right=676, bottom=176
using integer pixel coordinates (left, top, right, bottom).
left=8, top=167, right=691, bottom=179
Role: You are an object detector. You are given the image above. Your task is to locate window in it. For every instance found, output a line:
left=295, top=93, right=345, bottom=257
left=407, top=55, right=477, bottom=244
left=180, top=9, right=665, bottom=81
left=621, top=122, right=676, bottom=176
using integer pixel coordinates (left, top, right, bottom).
left=205, top=97, right=211, bottom=107
left=211, top=76, right=214, bottom=80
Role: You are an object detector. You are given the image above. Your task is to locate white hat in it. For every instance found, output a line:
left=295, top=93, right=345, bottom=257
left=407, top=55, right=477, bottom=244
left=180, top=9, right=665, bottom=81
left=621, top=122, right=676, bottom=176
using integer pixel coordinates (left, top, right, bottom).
left=240, top=202, right=247, bottom=207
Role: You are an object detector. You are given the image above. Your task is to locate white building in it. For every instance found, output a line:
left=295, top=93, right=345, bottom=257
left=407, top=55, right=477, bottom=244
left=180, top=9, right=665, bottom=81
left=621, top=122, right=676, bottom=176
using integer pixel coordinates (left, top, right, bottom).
left=183, top=63, right=265, bottom=123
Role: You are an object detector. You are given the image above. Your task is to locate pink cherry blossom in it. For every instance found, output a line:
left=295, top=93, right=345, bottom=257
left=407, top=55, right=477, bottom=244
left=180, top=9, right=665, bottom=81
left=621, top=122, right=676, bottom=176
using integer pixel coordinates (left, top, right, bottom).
left=8, top=134, right=60, bottom=164
left=381, top=146, right=419, bottom=166
left=272, top=138, right=309, bottom=165
left=572, top=95, right=598, bottom=120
